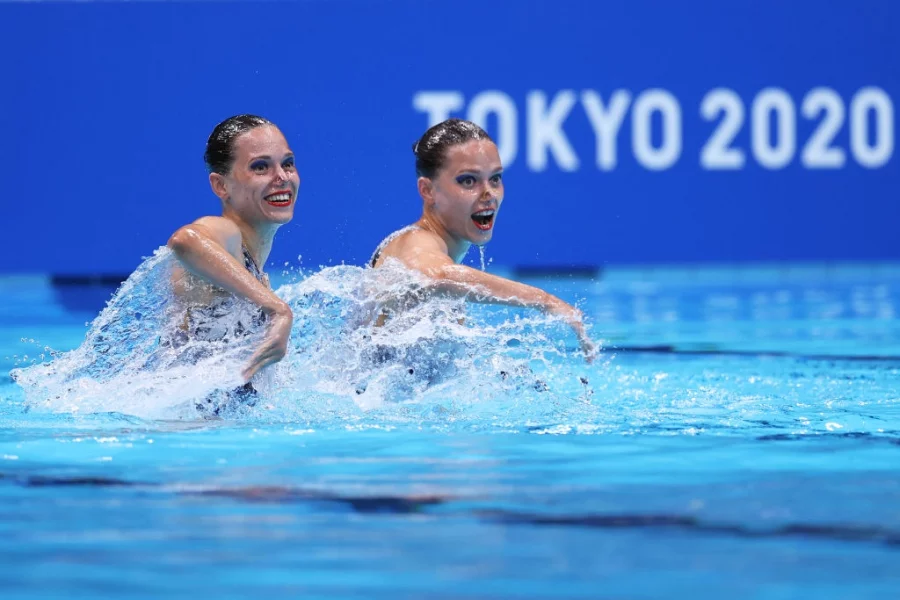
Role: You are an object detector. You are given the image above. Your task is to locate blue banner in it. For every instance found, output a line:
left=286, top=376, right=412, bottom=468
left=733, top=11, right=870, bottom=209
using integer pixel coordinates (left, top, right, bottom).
left=1, top=0, right=897, bottom=274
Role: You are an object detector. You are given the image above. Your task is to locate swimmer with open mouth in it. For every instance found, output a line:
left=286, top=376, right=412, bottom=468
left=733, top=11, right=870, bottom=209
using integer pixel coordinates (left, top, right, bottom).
left=368, top=118, right=596, bottom=362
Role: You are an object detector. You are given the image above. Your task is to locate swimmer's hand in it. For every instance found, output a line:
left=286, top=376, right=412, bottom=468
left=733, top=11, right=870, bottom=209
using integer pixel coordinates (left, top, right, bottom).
left=242, top=302, right=293, bottom=381
left=549, top=302, right=598, bottom=364
left=574, top=323, right=599, bottom=364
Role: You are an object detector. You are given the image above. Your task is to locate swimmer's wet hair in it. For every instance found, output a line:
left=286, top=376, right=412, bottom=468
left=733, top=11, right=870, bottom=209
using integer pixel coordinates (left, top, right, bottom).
left=413, top=118, right=493, bottom=178
left=204, top=114, right=274, bottom=175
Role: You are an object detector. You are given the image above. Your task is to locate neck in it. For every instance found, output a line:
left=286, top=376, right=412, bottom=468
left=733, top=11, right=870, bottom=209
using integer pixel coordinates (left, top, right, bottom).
left=417, top=214, right=470, bottom=264
left=224, top=212, right=279, bottom=269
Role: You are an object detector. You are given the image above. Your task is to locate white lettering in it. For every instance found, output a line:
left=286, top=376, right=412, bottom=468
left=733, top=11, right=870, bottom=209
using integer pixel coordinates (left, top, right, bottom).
left=700, top=88, right=745, bottom=169
left=581, top=90, right=631, bottom=171
left=412, top=91, right=464, bottom=126
left=526, top=90, right=579, bottom=172
left=801, top=88, right=846, bottom=169
left=751, top=88, right=796, bottom=169
left=467, top=91, right=518, bottom=166
left=850, top=87, right=894, bottom=168
left=412, top=86, right=895, bottom=173
left=632, top=89, right=682, bottom=170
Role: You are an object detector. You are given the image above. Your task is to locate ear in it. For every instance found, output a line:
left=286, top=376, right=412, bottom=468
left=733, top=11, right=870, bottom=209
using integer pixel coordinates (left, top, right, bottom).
left=417, top=176, right=434, bottom=208
left=209, top=172, right=229, bottom=202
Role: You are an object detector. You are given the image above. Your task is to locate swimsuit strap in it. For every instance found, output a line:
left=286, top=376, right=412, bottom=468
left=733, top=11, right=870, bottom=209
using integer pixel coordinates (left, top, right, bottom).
left=241, top=243, right=266, bottom=282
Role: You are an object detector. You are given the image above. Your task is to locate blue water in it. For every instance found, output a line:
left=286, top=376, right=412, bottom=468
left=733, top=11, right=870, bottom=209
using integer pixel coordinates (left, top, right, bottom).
left=2, top=264, right=900, bottom=599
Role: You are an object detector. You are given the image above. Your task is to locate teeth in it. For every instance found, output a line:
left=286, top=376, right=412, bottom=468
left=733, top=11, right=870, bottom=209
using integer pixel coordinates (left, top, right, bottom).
left=472, top=209, right=494, bottom=228
left=267, top=193, right=291, bottom=202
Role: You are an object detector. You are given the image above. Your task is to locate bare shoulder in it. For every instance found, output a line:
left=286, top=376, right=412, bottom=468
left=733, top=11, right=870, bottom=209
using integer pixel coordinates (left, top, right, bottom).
left=392, top=228, right=447, bottom=257
left=182, top=216, right=242, bottom=255
left=192, top=216, right=241, bottom=241
left=374, top=226, right=444, bottom=267
left=385, top=229, right=455, bottom=274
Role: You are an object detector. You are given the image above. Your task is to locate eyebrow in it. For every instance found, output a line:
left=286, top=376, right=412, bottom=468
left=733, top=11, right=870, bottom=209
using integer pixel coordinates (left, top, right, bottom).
left=454, top=166, right=503, bottom=175
left=248, top=153, right=294, bottom=162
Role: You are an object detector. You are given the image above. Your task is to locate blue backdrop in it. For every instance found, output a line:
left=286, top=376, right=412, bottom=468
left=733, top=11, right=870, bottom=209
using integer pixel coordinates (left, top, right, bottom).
left=1, top=0, right=897, bottom=275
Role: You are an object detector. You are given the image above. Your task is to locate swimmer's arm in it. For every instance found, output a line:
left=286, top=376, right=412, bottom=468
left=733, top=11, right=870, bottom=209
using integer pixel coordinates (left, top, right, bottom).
left=168, top=218, right=294, bottom=380
left=167, top=218, right=287, bottom=314
left=405, top=247, right=597, bottom=361
left=430, top=261, right=571, bottom=312
left=402, top=245, right=567, bottom=312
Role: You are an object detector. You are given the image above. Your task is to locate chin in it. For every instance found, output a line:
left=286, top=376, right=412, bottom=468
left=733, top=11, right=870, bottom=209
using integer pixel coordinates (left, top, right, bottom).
left=472, top=231, right=494, bottom=245
left=265, top=209, right=295, bottom=225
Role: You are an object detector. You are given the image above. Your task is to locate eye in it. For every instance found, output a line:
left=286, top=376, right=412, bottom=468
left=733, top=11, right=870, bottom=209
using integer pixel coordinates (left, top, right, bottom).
left=490, top=173, right=503, bottom=185
left=250, top=160, right=268, bottom=173
left=456, top=175, right=476, bottom=188
left=282, top=156, right=295, bottom=170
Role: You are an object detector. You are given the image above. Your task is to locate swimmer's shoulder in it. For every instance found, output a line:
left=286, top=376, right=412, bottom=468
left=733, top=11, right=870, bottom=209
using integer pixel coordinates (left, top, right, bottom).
left=395, top=227, right=446, bottom=252
left=376, top=227, right=447, bottom=267
left=184, top=216, right=243, bottom=256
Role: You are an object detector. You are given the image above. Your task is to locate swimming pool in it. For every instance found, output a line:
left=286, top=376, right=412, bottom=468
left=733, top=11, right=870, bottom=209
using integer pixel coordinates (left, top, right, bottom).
left=1, top=264, right=899, bottom=598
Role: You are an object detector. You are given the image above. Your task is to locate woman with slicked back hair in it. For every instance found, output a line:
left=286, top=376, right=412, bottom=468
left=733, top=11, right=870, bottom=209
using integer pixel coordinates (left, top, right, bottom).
left=166, top=115, right=299, bottom=412
left=369, top=118, right=596, bottom=361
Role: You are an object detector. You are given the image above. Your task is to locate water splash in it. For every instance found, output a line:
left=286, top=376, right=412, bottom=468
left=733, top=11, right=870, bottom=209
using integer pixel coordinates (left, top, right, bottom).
left=8, top=256, right=900, bottom=439
left=478, top=246, right=487, bottom=271
left=267, top=260, right=597, bottom=421
left=9, top=252, right=597, bottom=424
left=10, top=248, right=263, bottom=419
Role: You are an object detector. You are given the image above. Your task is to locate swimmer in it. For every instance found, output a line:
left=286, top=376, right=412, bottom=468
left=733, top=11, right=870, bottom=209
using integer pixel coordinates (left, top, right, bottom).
left=167, top=114, right=298, bottom=384
left=369, top=118, right=596, bottom=361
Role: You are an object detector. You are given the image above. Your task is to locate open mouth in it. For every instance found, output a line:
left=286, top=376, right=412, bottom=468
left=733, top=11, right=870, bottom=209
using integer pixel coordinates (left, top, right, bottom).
left=265, top=191, right=293, bottom=207
left=471, top=209, right=495, bottom=231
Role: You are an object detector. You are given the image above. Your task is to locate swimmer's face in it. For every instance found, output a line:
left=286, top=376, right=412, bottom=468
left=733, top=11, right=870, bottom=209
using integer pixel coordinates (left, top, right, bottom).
left=422, top=140, right=503, bottom=245
left=210, top=125, right=300, bottom=226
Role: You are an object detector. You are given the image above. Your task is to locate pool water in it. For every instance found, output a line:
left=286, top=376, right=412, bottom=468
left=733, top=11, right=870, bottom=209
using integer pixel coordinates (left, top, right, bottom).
left=1, top=264, right=899, bottom=599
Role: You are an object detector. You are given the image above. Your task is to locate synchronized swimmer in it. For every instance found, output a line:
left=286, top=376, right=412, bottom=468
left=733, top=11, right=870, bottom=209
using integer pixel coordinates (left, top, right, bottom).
left=165, top=115, right=298, bottom=409
left=368, top=118, right=596, bottom=361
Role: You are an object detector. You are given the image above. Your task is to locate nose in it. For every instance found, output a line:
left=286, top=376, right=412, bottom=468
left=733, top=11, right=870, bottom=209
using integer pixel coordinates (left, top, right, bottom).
left=274, top=164, right=290, bottom=185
